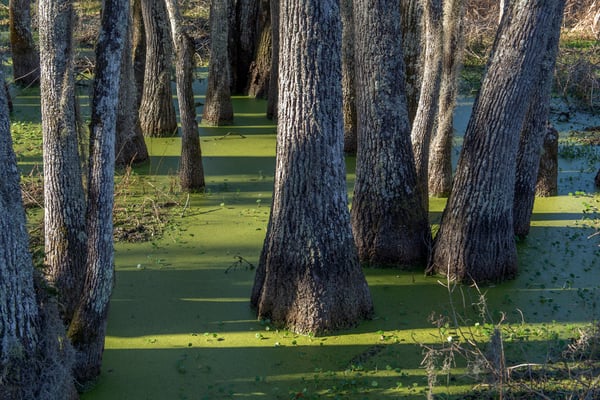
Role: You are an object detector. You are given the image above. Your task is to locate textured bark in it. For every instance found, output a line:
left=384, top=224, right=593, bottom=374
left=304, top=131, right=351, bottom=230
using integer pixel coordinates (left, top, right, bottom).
left=400, top=0, right=423, bottom=124
left=411, top=0, right=443, bottom=212
left=536, top=125, right=559, bottom=196
left=429, top=0, right=564, bottom=283
left=9, top=0, right=40, bottom=86
left=69, top=0, right=128, bottom=384
left=251, top=0, right=373, bottom=335
left=39, top=0, right=87, bottom=324
left=132, top=0, right=145, bottom=108
left=341, top=0, right=357, bottom=154
left=230, top=0, right=259, bottom=94
left=247, top=0, right=271, bottom=99
left=266, top=0, right=279, bottom=120
left=428, top=0, right=465, bottom=197
left=351, top=0, right=430, bottom=266
left=513, top=2, right=564, bottom=238
left=203, top=0, right=234, bottom=126
left=139, top=0, right=177, bottom=136
left=165, top=0, right=205, bottom=191
left=116, top=7, right=149, bottom=167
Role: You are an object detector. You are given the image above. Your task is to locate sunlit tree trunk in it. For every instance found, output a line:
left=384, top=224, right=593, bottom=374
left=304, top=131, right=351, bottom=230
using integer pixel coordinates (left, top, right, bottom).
left=39, top=0, right=87, bottom=324
left=68, top=0, right=128, bottom=384
left=341, top=0, right=357, bottom=154
left=266, top=0, right=279, bottom=120
left=9, top=0, right=40, bottom=86
left=251, top=0, right=373, bottom=334
left=351, top=0, right=430, bottom=266
left=139, top=0, right=177, bottom=136
left=428, top=0, right=565, bottom=283
left=400, top=0, right=423, bottom=124
left=513, top=2, right=564, bottom=238
left=428, top=0, right=465, bottom=197
left=203, top=0, right=234, bottom=125
left=132, top=0, right=145, bottom=108
left=165, top=0, right=205, bottom=191
left=247, top=0, right=271, bottom=98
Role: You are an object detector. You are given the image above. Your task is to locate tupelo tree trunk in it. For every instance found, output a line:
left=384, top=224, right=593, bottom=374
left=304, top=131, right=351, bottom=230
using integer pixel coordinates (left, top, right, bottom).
left=536, top=124, right=559, bottom=196
left=230, top=0, right=259, bottom=94
left=341, top=0, right=357, bottom=154
left=247, top=0, right=271, bottom=99
left=9, top=0, right=40, bottom=86
left=266, top=0, right=279, bottom=120
left=251, top=0, right=373, bottom=335
left=428, top=0, right=565, bottom=283
left=132, top=0, right=145, bottom=108
left=400, top=0, right=423, bottom=124
left=351, top=0, right=430, bottom=266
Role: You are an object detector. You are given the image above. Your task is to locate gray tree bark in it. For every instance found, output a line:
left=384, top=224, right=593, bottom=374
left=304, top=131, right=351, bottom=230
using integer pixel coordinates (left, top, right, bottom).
left=247, top=0, right=271, bottom=98
left=203, top=0, right=234, bottom=125
left=230, top=0, right=259, bottom=94
left=165, top=0, right=205, bottom=191
left=9, top=0, right=40, bottom=86
left=250, top=0, right=373, bottom=335
left=400, top=0, right=423, bottom=124
left=536, top=125, right=559, bottom=196
left=351, top=0, right=430, bottom=266
left=139, top=0, right=177, bottom=136
left=266, top=0, right=279, bottom=120
left=132, top=0, right=145, bottom=108
left=341, top=0, right=357, bottom=154
left=428, top=0, right=565, bottom=283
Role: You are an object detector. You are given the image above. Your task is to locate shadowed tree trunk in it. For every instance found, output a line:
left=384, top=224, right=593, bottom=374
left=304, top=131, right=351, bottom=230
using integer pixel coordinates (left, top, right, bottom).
left=411, top=0, right=443, bottom=212
left=513, top=2, right=565, bottom=238
left=341, top=0, right=357, bottom=154
left=251, top=0, right=373, bottom=334
left=266, top=0, right=279, bottom=120
left=247, top=0, right=271, bottom=98
left=116, top=6, right=149, bottom=166
left=351, top=0, right=430, bottom=266
left=400, top=0, right=423, bottom=124
left=165, top=0, right=205, bottom=191
left=139, top=0, right=177, bottom=136
left=536, top=125, right=559, bottom=196
left=132, top=0, right=145, bottom=108
left=428, top=0, right=465, bottom=197
left=230, top=0, right=259, bottom=94
left=9, top=0, right=40, bottom=86
left=203, top=0, right=234, bottom=125
left=39, top=0, right=87, bottom=325
left=428, top=0, right=565, bottom=283
left=68, top=0, right=128, bottom=384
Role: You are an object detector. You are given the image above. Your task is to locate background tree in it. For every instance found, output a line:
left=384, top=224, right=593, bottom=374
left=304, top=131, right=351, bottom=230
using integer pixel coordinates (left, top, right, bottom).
left=132, top=0, right=145, bottom=107
left=203, top=0, right=234, bottom=125
left=266, top=0, right=279, bottom=120
left=428, top=0, right=566, bottom=283
left=536, top=125, right=559, bottom=196
left=229, top=0, right=259, bottom=94
left=251, top=0, right=373, bottom=334
left=351, top=0, right=430, bottom=266
left=341, top=0, right=357, bottom=153
left=9, top=0, right=40, bottom=86
left=139, top=0, right=177, bottom=136
left=247, top=0, right=271, bottom=98
left=165, top=0, right=205, bottom=191
left=400, top=0, right=423, bottom=124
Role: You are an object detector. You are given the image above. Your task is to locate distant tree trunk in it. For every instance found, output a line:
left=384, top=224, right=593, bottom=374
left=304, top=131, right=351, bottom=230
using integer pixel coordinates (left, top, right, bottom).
left=513, top=2, right=564, bottom=238
left=351, top=0, right=430, bottom=266
left=230, top=0, right=259, bottom=94
left=428, top=0, right=465, bottom=197
left=411, top=0, right=443, bottom=211
left=139, top=0, right=177, bottom=136
left=203, top=0, right=234, bottom=125
left=247, top=0, right=271, bottom=98
left=132, top=0, right=145, bottom=108
left=400, top=0, right=423, bottom=124
left=251, top=0, right=373, bottom=335
left=165, top=0, right=205, bottom=191
left=9, top=0, right=40, bottom=86
left=428, top=0, right=565, bottom=283
left=116, top=7, right=149, bottom=166
left=341, top=0, right=357, bottom=154
left=39, top=0, right=87, bottom=324
left=68, top=0, right=128, bottom=384
left=536, top=125, right=559, bottom=196
left=266, top=0, right=279, bottom=120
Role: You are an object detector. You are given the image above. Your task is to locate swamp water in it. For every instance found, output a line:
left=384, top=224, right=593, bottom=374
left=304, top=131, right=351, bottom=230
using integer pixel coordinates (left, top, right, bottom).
left=10, top=86, right=600, bottom=398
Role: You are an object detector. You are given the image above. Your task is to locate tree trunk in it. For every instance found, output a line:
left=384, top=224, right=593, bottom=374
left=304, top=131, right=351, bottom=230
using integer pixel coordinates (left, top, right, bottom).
left=165, top=0, right=205, bottom=191
left=68, top=0, right=128, bottom=384
left=351, top=0, right=430, bottom=267
left=341, top=0, right=357, bottom=154
left=132, top=0, right=145, bottom=108
left=400, top=0, right=423, bottom=124
left=411, top=0, right=443, bottom=212
left=536, top=125, right=559, bottom=196
left=139, top=0, right=177, bottom=136
left=428, top=0, right=465, bottom=197
left=9, top=0, right=40, bottom=86
left=230, top=0, right=259, bottom=94
left=428, top=0, right=565, bottom=283
left=202, top=0, right=234, bottom=126
left=266, top=0, right=279, bottom=120
left=39, top=0, right=87, bottom=324
left=116, top=6, right=149, bottom=167
left=250, top=0, right=373, bottom=335
left=513, top=2, right=564, bottom=238
left=247, top=0, right=271, bottom=99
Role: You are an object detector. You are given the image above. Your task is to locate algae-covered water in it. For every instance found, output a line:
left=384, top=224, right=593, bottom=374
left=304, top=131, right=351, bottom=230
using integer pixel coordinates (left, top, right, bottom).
left=9, top=82, right=600, bottom=398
